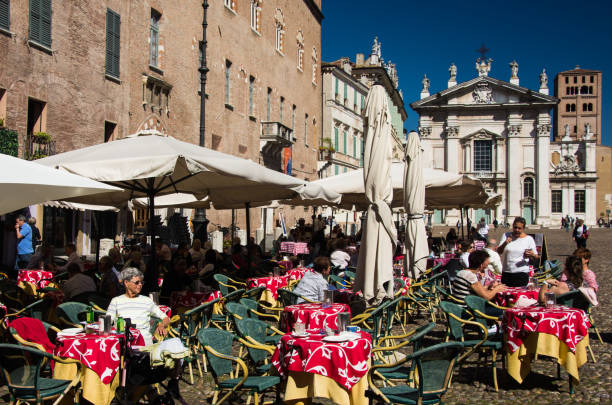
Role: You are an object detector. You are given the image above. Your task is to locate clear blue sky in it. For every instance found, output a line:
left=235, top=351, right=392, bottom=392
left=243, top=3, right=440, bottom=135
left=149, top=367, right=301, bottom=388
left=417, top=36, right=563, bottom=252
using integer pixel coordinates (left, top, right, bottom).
left=321, top=0, right=610, bottom=145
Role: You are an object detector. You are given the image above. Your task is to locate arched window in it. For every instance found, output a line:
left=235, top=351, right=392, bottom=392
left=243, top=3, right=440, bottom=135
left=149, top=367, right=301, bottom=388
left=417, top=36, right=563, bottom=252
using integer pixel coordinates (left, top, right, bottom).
left=571, top=104, right=576, bottom=112
left=523, top=177, right=534, bottom=199
left=566, top=104, right=570, bottom=112
left=588, top=103, right=593, bottom=111
left=581, top=86, right=588, bottom=94
left=583, top=103, right=588, bottom=111
left=296, top=30, right=304, bottom=71
left=274, top=8, right=285, bottom=53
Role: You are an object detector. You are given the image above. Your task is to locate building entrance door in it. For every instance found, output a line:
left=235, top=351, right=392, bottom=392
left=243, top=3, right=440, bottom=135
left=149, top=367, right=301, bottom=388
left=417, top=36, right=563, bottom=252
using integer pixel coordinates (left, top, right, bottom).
left=522, top=205, right=534, bottom=225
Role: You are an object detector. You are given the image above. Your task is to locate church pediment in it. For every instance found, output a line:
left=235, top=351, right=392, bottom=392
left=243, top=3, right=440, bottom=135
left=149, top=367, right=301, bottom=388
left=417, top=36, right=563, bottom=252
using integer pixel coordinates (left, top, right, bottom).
left=410, top=76, right=558, bottom=109
left=459, top=128, right=502, bottom=144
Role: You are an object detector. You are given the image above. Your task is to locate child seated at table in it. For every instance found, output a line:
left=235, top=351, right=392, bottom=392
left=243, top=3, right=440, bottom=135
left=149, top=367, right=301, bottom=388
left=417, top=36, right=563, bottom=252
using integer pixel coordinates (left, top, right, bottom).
left=293, top=256, right=332, bottom=303
left=538, top=255, right=583, bottom=302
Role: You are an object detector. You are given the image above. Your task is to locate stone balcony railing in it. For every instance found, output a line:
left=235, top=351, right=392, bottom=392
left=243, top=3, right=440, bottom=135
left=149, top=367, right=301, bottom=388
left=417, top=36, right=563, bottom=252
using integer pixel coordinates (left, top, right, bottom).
left=260, top=121, right=294, bottom=147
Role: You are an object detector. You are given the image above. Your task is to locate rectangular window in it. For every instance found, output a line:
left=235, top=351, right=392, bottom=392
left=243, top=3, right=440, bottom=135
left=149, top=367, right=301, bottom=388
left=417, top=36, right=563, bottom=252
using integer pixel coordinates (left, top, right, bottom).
left=573, top=76, right=577, bottom=83
left=344, top=82, right=348, bottom=101
left=343, top=130, right=347, bottom=154
left=266, top=87, right=271, bottom=121
left=105, top=9, right=121, bottom=78
left=224, top=60, right=231, bottom=105
left=0, top=0, right=9, bottom=30
left=473, top=140, right=492, bottom=172
left=149, top=9, right=160, bottom=67
left=582, top=76, right=586, bottom=83
left=104, top=121, right=117, bottom=143
left=590, top=75, right=594, bottom=83
left=361, top=95, right=365, bottom=111
left=360, top=138, right=364, bottom=167
left=29, top=0, right=52, bottom=48
left=280, top=96, right=284, bottom=123
left=334, top=77, right=339, bottom=98
left=353, top=135, right=356, bottom=158
left=565, top=76, right=569, bottom=84
left=250, top=1, right=257, bottom=30
left=304, top=113, right=308, bottom=146
left=334, top=126, right=339, bottom=150
left=335, top=164, right=339, bottom=175
left=551, top=190, right=562, bottom=213
left=574, top=190, right=585, bottom=213
left=291, top=105, right=295, bottom=130
left=353, top=89, right=357, bottom=110
left=248, top=76, right=255, bottom=116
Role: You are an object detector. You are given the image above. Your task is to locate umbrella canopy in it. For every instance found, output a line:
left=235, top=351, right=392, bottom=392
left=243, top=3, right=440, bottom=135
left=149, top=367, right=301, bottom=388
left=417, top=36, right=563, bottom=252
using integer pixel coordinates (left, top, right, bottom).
left=131, top=193, right=210, bottom=210
left=36, top=132, right=340, bottom=207
left=403, top=131, right=429, bottom=279
left=354, top=85, right=397, bottom=303
left=0, top=153, right=121, bottom=215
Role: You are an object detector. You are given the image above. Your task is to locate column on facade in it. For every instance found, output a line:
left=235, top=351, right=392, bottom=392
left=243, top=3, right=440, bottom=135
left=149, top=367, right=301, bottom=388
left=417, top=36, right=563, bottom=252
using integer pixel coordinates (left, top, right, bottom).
left=586, top=186, right=596, bottom=225
left=445, top=126, right=460, bottom=173
left=567, top=187, right=575, bottom=218
left=506, top=124, right=521, bottom=220
left=535, top=123, right=551, bottom=225
left=463, top=141, right=471, bottom=172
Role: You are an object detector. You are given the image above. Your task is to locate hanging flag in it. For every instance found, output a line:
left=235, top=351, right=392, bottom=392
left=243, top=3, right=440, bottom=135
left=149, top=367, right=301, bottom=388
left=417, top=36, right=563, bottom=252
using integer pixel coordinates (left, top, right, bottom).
left=283, top=147, right=292, bottom=175
left=279, top=211, right=287, bottom=236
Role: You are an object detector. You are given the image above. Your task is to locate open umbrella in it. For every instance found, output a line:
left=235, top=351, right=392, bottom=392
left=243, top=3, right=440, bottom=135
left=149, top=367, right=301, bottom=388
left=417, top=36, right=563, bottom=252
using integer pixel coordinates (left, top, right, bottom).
left=403, top=131, right=429, bottom=279
left=354, top=85, right=397, bottom=303
left=0, top=153, right=121, bottom=215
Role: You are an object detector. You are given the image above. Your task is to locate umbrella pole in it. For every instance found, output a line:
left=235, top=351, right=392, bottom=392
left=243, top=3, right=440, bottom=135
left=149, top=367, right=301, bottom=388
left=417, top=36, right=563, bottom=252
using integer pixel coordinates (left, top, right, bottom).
left=330, top=208, right=334, bottom=238
left=92, top=212, right=100, bottom=268
left=148, top=189, right=157, bottom=287
left=245, top=202, right=251, bottom=274
left=231, top=209, right=235, bottom=243
left=460, top=206, right=465, bottom=240
left=262, top=207, right=267, bottom=254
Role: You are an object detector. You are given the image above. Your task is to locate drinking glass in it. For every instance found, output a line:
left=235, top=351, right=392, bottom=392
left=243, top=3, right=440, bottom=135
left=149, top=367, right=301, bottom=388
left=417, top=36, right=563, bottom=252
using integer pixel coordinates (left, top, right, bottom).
left=294, top=321, right=305, bottom=335
left=323, top=289, right=334, bottom=308
left=545, top=292, right=556, bottom=308
left=528, top=277, right=537, bottom=291
left=337, top=312, right=350, bottom=333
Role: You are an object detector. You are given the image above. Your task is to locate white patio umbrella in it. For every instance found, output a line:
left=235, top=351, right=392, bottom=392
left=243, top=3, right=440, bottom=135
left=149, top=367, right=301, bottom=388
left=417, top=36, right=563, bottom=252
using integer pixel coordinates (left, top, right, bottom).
left=0, top=153, right=121, bottom=215
left=403, top=131, right=429, bottom=279
left=354, top=85, right=397, bottom=303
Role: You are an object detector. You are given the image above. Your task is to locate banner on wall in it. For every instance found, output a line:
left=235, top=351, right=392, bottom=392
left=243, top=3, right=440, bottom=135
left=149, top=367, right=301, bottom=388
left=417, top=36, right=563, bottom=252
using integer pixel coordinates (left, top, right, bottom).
left=283, top=147, right=292, bottom=175
left=279, top=211, right=287, bottom=236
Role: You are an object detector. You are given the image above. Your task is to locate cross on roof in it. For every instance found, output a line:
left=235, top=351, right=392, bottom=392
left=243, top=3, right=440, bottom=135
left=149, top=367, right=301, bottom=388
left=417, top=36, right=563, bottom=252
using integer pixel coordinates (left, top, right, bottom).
left=476, top=44, right=489, bottom=59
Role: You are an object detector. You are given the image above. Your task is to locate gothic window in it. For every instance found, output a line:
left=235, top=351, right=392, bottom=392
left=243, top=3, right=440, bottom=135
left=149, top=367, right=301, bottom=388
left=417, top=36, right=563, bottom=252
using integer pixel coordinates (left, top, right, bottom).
left=589, top=86, right=593, bottom=94
left=523, top=177, right=534, bottom=199
left=279, top=96, right=284, bottom=123
left=248, top=76, right=255, bottom=116
left=142, top=75, right=171, bottom=114
left=473, top=140, right=492, bottom=172
left=566, top=104, right=570, bottom=112
left=551, top=190, right=562, bottom=213
left=580, top=86, right=588, bottom=94
left=311, top=47, right=318, bottom=85
left=583, top=103, right=587, bottom=111
left=224, top=60, right=231, bottom=105
left=250, top=1, right=260, bottom=32
left=574, top=190, right=585, bottom=213
left=274, top=9, right=285, bottom=54
left=588, top=103, right=593, bottom=111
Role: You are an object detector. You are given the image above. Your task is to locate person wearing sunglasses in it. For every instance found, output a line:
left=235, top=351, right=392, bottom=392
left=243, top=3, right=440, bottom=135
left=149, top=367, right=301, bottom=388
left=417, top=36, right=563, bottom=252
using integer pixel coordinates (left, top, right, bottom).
left=106, top=267, right=170, bottom=345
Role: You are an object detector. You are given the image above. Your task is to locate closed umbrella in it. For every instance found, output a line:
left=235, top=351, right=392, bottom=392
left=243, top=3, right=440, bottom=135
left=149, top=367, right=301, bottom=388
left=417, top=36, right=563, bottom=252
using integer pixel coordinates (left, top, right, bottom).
left=403, top=131, right=429, bottom=279
left=354, top=85, right=397, bottom=303
left=0, top=153, right=121, bottom=215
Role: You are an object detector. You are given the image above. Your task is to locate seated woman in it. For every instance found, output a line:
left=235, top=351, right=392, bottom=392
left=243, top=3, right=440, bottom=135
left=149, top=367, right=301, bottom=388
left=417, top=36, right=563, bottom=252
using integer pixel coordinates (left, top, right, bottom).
left=106, top=267, right=170, bottom=346
left=539, top=255, right=583, bottom=301
left=293, top=256, right=332, bottom=303
left=330, top=238, right=351, bottom=270
left=562, top=248, right=598, bottom=292
left=451, top=250, right=507, bottom=316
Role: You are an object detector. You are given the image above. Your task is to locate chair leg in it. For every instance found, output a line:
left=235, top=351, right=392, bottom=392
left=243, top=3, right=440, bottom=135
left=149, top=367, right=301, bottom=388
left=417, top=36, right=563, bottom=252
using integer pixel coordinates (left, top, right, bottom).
left=587, top=343, right=597, bottom=363
left=202, top=353, right=208, bottom=373
left=188, top=361, right=194, bottom=385
left=593, top=325, right=603, bottom=344
left=491, top=349, right=498, bottom=392
left=254, top=392, right=259, bottom=405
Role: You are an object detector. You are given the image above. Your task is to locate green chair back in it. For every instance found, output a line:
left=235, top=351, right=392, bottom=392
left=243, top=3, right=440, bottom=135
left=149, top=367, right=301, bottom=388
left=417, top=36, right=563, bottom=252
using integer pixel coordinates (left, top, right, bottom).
left=242, top=286, right=265, bottom=301
left=56, top=302, right=89, bottom=326
left=23, top=299, right=46, bottom=321
left=463, top=296, right=491, bottom=328
left=439, top=301, right=468, bottom=341
left=226, top=302, right=250, bottom=320
left=277, top=288, right=299, bottom=306
left=223, top=288, right=246, bottom=303
left=556, top=290, right=590, bottom=311
left=213, top=274, right=232, bottom=296
left=239, top=297, right=258, bottom=312
left=197, top=328, right=235, bottom=378
left=415, top=342, right=463, bottom=398
left=235, top=318, right=269, bottom=364
left=329, top=274, right=349, bottom=289
left=343, top=270, right=356, bottom=281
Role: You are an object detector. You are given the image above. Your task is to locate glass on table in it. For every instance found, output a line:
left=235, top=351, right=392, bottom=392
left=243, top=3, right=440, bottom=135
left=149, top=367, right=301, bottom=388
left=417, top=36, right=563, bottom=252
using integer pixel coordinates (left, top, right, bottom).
left=322, top=289, right=334, bottom=308
left=527, top=277, right=538, bottom=291
left=545, top=292, right=556, bottom=308
left=337, top=312, right=350, bottom=333
left=294, top=321, right=305, bottom=335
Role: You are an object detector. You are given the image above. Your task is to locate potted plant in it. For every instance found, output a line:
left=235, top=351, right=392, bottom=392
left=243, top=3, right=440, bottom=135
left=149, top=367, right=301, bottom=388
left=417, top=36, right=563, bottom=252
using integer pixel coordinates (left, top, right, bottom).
left=32, top=131, right=52, bottom=144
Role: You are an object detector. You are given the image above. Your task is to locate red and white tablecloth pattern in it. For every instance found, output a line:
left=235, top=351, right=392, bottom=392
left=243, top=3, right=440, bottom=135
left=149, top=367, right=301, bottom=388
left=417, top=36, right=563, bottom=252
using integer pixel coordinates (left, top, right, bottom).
left=159, top=305, right=171, bottom=317
left=280, top=242, right=310, bottom=255
left=503, top=305, right=591, bottom=354
left=287, top=267, right=311, bottom=280
left=278, top=260, right=293, bottom=270
left=247, top=276, right=289, bottom=300
left=426, top=256, right=453, bottom=270
left=18, top=270, right=54, bottom=288
left=283, top=303, right=350, bottom=332
left=493, top=287, right=539, bottom=307
left=55, top=329, right=144, bottom=384
left=170, top=290, right=221, bottom=309
left=271, top=331, right=372, bottom=390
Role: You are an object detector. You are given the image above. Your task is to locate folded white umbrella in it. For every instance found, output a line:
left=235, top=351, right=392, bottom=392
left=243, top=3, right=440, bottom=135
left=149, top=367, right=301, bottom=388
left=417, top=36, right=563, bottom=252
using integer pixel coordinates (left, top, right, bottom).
left=403, top=131, right=429, bottom=279
left=354, top=85, right=397, bottom=303
left=0, top=154, right=122, bottom=215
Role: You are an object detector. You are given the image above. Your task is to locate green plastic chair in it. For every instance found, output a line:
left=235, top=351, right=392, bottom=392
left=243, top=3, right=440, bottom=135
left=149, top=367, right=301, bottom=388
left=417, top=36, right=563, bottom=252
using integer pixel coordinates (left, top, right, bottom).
left=277, top=288, right=316, bottom=307
left=242, top=286, right=266, bottom=301
left=210, top=289, right=246, bottom=330
left=239, top=297, right=281, bottom=322
left=235, top=318, right=277, bottom=375
left=214, top=274, right=246, bottom=296
left=556, top=290, right=600, bottom=359
left=197, top=328, right=280, bottom=405
left=351, top=300, right=390, bottom=345
left=439, top=300, right=501, bottom=391
left=367, top=341, right=463, bottom=405
left=5, top=299, right=47, bottom=322
left=0, top=343, right=82, bottom=405
left=55, top=301, right=89, bottom=328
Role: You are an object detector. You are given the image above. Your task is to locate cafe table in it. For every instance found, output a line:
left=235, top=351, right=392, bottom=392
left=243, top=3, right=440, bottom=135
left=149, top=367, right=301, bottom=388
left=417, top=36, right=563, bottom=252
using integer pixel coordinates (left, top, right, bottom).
left=271, top=330, right=372, bottom=405
left=17, top=269, right=54, bottom=295
left=282, top=303, right=350, bottom=332
left=54, top=327, right=145, bottom=404
left=493, top=287, right=539, bottom=307
left=503, top=305, right=591, bottom=385
left=247, top=275, right=289, bottom=306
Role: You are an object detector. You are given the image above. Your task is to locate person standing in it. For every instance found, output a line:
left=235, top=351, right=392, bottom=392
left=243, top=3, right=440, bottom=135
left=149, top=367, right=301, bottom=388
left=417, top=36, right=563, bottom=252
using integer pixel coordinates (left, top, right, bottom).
left=497, top=217, right=539, bottom=287
left=572, top=219, right=588, bottom=249
left=476, top=217, right=489, bottom=243
left=28, top=217, right=41, bottom=252
left=14, top=215, right=34, bottom=270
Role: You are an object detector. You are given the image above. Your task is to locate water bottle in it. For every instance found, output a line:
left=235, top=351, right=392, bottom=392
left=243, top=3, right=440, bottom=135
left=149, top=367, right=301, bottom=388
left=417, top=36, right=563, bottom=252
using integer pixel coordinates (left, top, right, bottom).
left=86, top=306, right=95, bottom=324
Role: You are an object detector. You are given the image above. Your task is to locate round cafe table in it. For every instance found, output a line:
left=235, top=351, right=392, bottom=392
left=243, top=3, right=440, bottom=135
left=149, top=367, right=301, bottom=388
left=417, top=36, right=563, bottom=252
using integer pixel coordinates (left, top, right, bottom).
left=503, top=305, right=591, bottom=384
left=54, top=328, right=144, bottom=404
left=17, top=269, right=54, bottom=294
left=493, top=287, right=539, bottom=307
left=247, top=275, right=289, bottom=306
left=271, top=330, right=372, bottom=405
left=282, top=303, right=350, bottom=332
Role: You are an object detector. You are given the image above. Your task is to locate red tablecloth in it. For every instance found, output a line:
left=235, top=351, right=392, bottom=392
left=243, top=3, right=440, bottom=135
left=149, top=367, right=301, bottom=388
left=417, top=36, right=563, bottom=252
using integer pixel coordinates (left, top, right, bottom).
left=247, top=276, right=289, bottom=300
left=278, top=260, right=293, bottom=270
left=159, top=305, right=171, bottom=317
left=18, top=269, right=54, bottom=288
left=287, top=267, right=311, bottom=280
left=493, top=287, right=539, bottom=307
left=503, top=305, right=591, bottom=354
left=271, top=330, right=372, bottom=390
left=280, top=242, right=310, bottom=255
left=282, top=303, right=350, bottom=332
left=55, top=329, right=144, bottom=384
left=170, top=290, right=221, bottom=309
left=426, top=257, right=452, bottom=270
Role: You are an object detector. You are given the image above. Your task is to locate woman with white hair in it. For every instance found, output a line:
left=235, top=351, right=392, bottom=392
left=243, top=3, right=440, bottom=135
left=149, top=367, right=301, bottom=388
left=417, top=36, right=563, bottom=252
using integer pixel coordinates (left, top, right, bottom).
left=106, top=267, right=169, bottom=345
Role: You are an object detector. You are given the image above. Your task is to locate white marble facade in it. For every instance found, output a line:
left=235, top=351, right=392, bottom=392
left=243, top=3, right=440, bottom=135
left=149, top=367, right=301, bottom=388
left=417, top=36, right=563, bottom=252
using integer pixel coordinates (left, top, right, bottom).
left=411, top=60, right=596, bottom=226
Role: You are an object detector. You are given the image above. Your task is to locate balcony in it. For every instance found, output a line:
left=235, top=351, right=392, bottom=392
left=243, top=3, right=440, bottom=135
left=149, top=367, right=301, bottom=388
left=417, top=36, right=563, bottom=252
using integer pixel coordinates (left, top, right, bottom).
left=260, top=121, right=294, bottom=147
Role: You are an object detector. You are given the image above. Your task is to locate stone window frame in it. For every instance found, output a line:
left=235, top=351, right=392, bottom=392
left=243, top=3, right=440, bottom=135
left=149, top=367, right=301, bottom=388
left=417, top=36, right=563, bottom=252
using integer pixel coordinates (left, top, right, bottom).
left=523, top=177, right=535, bottom=199
left=574, top=190, right=586, bottom=213
left=311, top=47, right=318, bottom=86
left=473, top=139, right=493, bottom=172
left=250, top=0, right=261, bottom=33
left=142, top=74, right=172, bottom=116
left=296, top=29, right=304, bottom=72
left=224, top=0, right=237, bottom=13
left=274, top=8, right=285, bottom=55
left=149, top=9, right=161, bottom=69
left=551, top=190, right=562, bottom=213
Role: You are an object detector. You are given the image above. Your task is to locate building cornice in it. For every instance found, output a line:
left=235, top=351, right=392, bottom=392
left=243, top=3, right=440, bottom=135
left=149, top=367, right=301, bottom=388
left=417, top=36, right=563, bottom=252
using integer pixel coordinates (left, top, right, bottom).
left=351, top=65, right=407, bottom=121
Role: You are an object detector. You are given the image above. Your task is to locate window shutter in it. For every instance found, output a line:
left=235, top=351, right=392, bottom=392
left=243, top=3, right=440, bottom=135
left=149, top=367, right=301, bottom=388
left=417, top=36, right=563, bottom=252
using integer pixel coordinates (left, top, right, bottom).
left=39, top=0, right=51, bottom=47
left=106, top=9, right=120, bottom=77
left=334, top=127, right=338, bottom=149
left=0, top=0, right=9, bottom=30
left=29, top=0, right=41, bottom=43
left=343, top=131, right=347, bottom=154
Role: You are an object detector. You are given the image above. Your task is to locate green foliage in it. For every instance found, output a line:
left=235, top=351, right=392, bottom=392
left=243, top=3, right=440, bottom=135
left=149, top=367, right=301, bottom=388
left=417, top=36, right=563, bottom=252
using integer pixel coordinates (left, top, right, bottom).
left=0, top=118, right=4, bottom=127
left=32, top=131, right=52, bottom=144
left=0, top=128, right=19, bottom=157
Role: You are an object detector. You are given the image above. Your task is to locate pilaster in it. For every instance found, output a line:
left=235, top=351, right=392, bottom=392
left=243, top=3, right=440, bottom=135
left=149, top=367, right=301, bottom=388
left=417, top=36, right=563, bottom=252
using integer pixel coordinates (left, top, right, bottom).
left=445, top=125, right=460, bottom=173
left=535, top=123, right=551, bottom=225
left=506, top=124, right=522, bottom=219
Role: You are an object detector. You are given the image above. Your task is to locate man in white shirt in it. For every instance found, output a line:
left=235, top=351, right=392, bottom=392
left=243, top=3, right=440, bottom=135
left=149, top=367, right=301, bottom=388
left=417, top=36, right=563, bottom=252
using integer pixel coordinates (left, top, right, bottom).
left=293, top=256, right=331, bottom=303
left=484, top=239, right=502, bottom=275
left=477, top=218, right=489, bottom=242
left=459, top=240, right=474, bottom=268
left=330, top=238, right=351, bottom=269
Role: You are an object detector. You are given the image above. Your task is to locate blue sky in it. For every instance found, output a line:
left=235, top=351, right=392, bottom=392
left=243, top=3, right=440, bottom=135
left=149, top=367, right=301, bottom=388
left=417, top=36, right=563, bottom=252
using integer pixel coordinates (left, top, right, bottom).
left=321, top=0, right=610, bottom=145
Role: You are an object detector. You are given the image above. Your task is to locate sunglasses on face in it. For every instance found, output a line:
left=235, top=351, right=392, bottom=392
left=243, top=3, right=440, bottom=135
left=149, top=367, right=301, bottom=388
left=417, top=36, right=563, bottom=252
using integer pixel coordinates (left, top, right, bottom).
left=129, top=280, right=143, bottom=285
